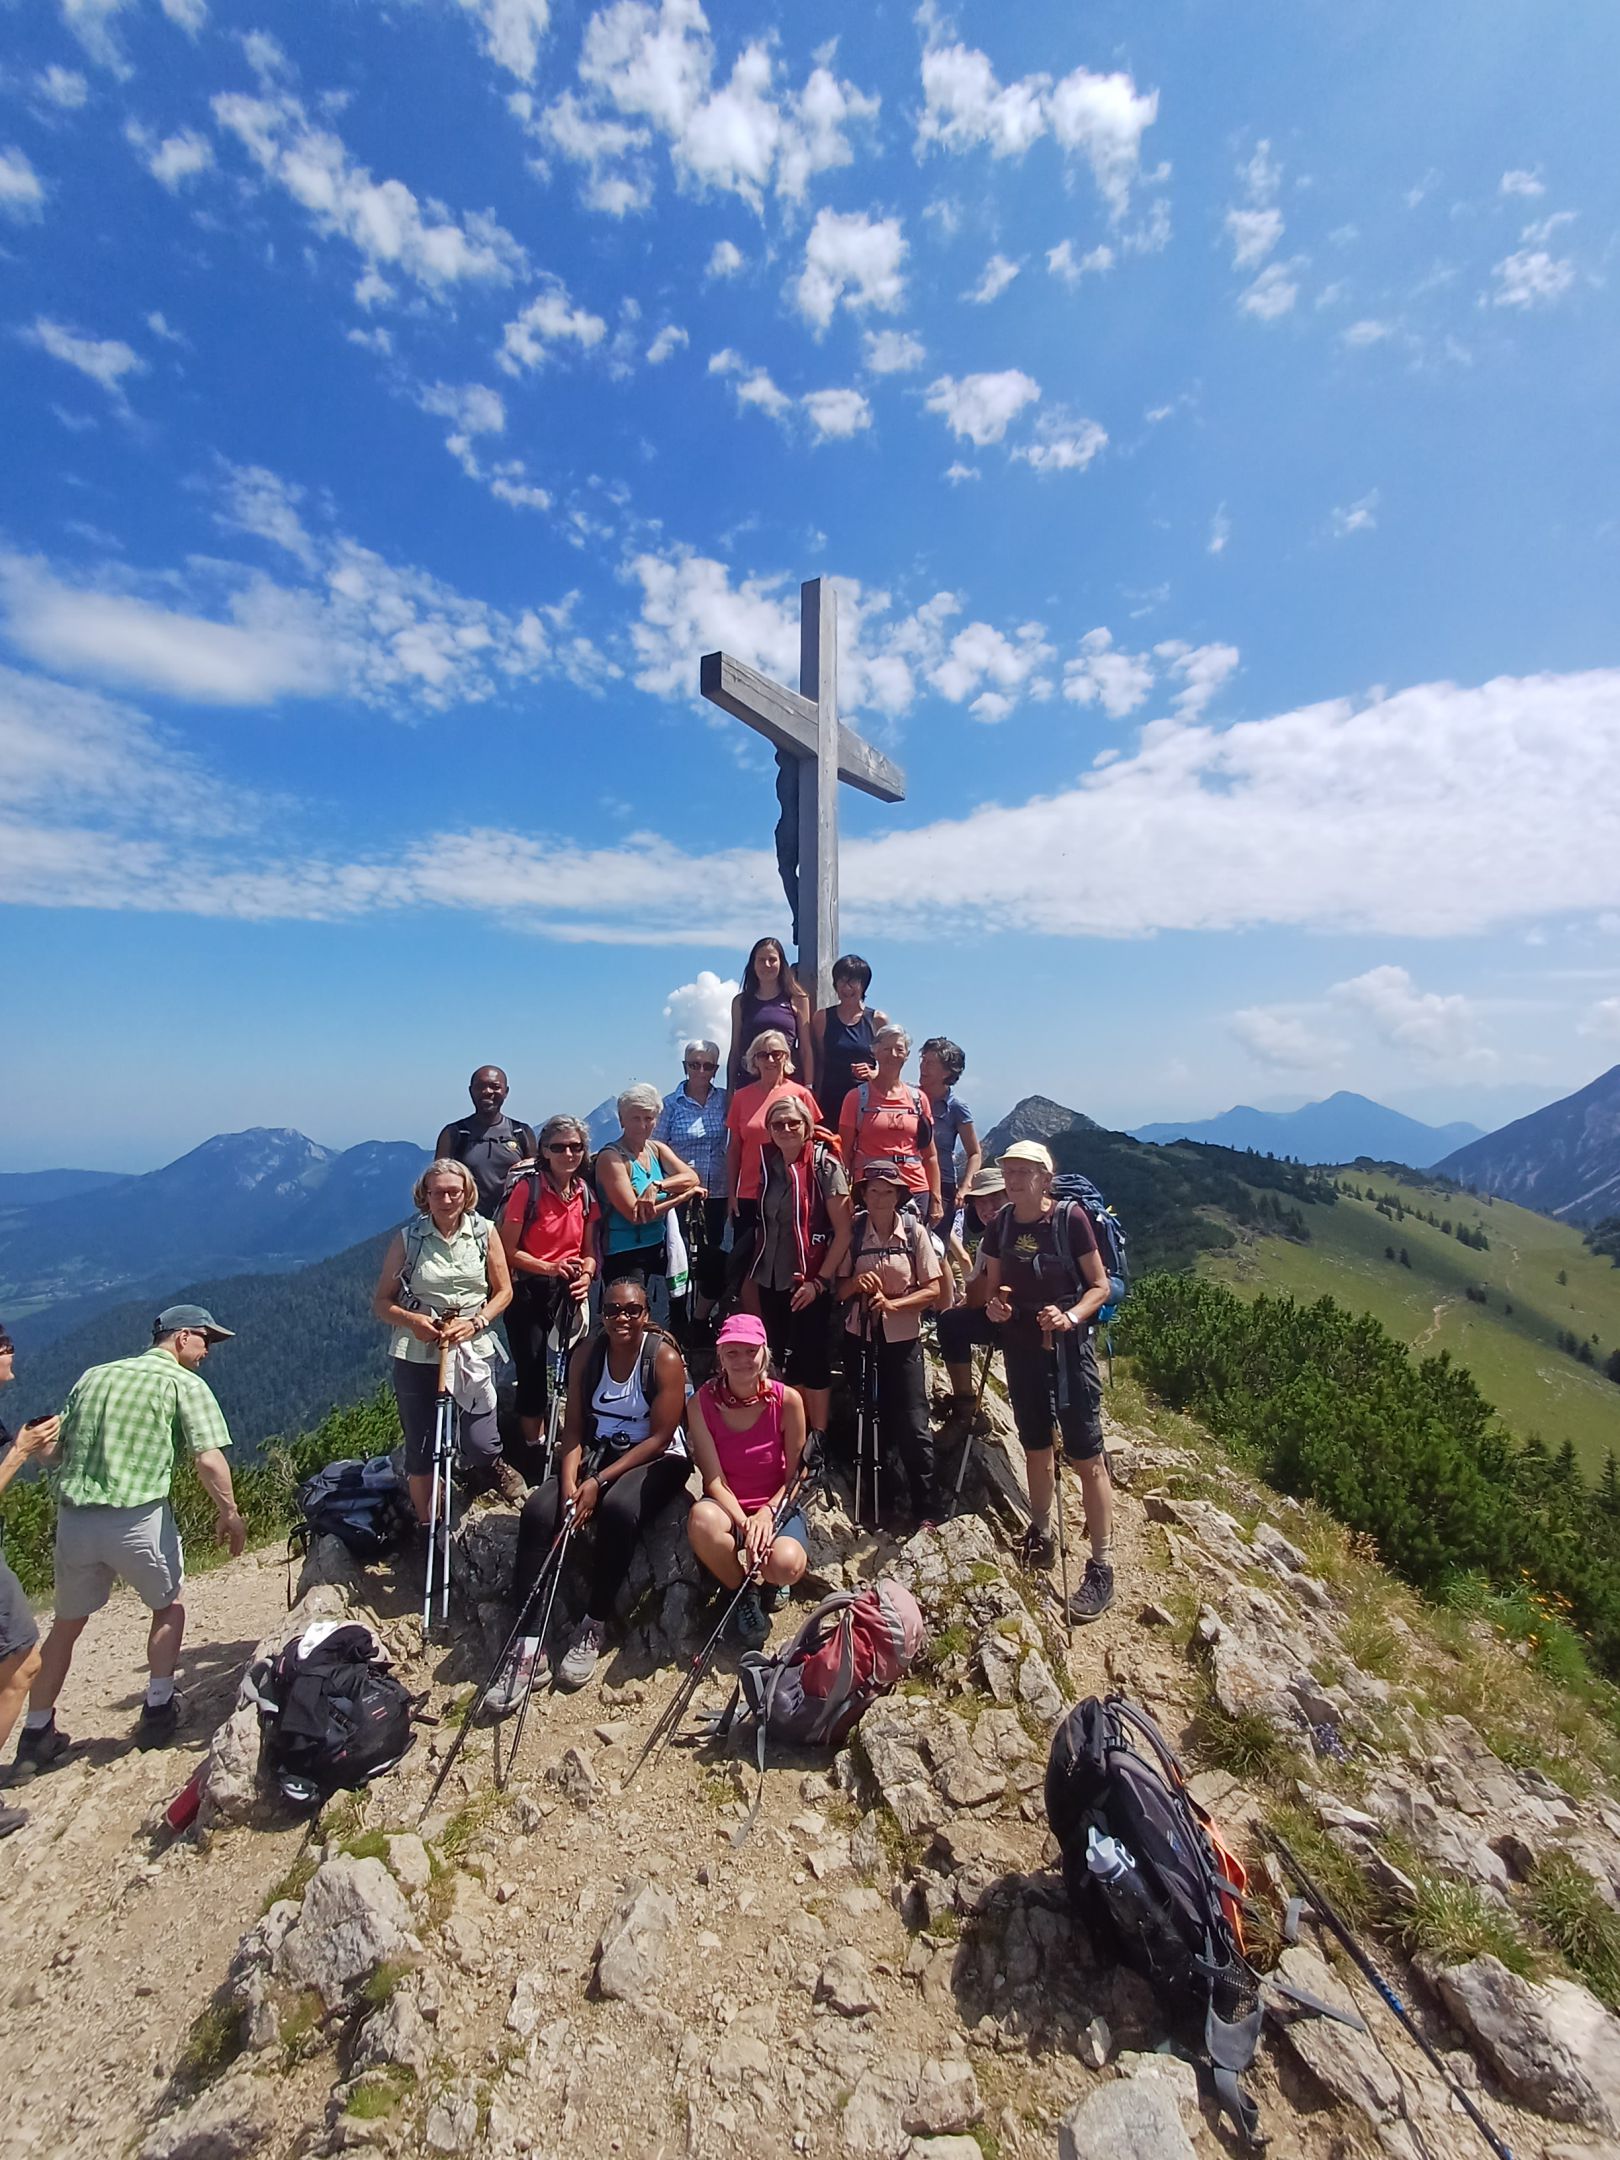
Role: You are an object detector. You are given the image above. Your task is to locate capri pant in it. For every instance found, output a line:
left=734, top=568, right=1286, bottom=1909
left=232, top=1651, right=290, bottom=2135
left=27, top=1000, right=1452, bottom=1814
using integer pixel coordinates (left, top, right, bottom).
left=754, top=1282, right=835, bottom=1392
left=391, top=1356, right=504, bottom=1479
left=1002, top=1330, right=1104, bottom=1463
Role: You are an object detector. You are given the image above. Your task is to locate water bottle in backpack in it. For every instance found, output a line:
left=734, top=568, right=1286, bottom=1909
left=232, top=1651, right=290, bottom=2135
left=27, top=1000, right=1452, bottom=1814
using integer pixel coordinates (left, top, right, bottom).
left=1086, top=1826, right=1166, bottom=1932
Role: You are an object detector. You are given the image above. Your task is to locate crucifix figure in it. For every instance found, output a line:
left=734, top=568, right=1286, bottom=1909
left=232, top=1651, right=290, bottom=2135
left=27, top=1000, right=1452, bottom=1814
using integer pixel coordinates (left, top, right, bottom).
left=700, top=578, right=906, bottom=1009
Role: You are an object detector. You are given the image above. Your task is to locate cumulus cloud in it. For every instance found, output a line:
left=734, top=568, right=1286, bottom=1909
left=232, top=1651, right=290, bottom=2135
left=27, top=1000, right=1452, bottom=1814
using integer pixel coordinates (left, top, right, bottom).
left=1012, top=413, right=1107, bottom=474
left=1155, top=641, right=1240, bottom=719
left=1342, top=318, right=1392, bottom=347
left=663, top=968, right=738, bottom=1051
left=646, top=322, right=687, bottom=364
left=1331, top=490, right=1380, bottom=538
left=802, top=387, right=872, bottom=441
left=498, top=278, right=608, bottom=371
left=1225, top=205, right=1282, bottom=270
left=1489, top=245, right=1575, bottom=309
left=964, top=252, right=1020, bottom=303
left=25, top=316, right=144, bottom=401
left=35, top=66, right=89, bottom=109
left=1240, top=261, right=1300, bottom=321
left=1333, top=964, right=1496, bottom=1071
left=127, top=122, right=214, bottom=190
left=925, top=369, right=1040, bottom=447
left=862, top=327, right=925, bottom=374
left=1046, top=239, right=1112, bottom=285
left=795, top=206, right=906, bottom=330
left=0, top=147, right=47, bottom=223
left=1207, top=506, right=1231, bottom=556
left=1499, top=168, right=1545, bottom=198
left=1226, top=139, right=1302, bottom=320
left=59, top=0, right=136, bottom=75
left=1063, top=629, right=1153, bottom=720
left=705, top=238, right=744, bottom=278
left=456, top=0, right=551, bottom=82
left=1577, top=996, right=1620, bottom=1042
left=414, top=381, right=550, bottom=509
left=212, top=87, right=527, bottom=299
left=1230, top=1007, right=1346, bottom=1072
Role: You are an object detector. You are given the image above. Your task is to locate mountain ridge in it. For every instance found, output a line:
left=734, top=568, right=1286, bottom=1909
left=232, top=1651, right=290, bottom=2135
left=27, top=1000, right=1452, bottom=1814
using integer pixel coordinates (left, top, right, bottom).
left=1131, top=1089, right=1481, bottom=1167
left=1437, top=1063, right=1620, bottom=1227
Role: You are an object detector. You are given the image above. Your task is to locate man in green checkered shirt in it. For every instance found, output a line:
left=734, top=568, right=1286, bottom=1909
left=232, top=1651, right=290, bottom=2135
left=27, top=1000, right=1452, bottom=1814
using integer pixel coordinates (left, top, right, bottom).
left=14, top=1304, right=246, bottom=1772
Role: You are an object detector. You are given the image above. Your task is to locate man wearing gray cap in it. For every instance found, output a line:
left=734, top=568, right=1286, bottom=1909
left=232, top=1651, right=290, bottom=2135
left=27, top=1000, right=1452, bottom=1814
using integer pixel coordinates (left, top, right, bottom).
left=12, top=1305, right=245, bottom=1775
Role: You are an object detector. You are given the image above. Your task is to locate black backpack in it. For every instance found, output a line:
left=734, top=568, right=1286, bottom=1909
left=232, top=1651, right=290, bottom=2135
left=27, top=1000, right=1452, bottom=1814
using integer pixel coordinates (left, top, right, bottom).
left=1045, top=1694, right=1264, bottom=2144
left=291, top=1456, right=414, bottom=1566
left=247, top=1622, right=416, bottom=1811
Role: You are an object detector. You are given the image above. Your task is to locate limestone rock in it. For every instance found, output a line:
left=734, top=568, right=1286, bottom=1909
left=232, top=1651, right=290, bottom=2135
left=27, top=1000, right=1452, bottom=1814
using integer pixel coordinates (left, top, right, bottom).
left=548, top=1745, right=599, bottom=1808
left=424, top=2078, right=480, bottom=2154
left=385, top=1833, right=431, bottom=1899
left=595, top=1878, right=677, bottom=2007
left=197, top=1702, right=262, bottom=1830
left=1436, top=1955, right=1620, bottom=2130
left=1077, top=2014, right=1112, bottom=2069
left=903, top=2142, right=984, bottom=2160
left=352, top=1984, right=432, bottom=2079
left=1273, top=1946, right=1422, bottom=2153
left=817, top=1948, right=880, bottom=2017
left=1058, top=2078, right=1197, bottom=2160
left=906, top=2059, right=981, bottom=2135
left=1115, top=2052, right=1201, bottom=2118
left=293, top=1533, right=368, bottom=1601
left=273, top=1855, right=421, bottom=2012
left=841, top=2053, right=981, bottom=2155
left=507, top=1969, right=546, bottom=2040
left=139, top=2076, right=271, bottom=2160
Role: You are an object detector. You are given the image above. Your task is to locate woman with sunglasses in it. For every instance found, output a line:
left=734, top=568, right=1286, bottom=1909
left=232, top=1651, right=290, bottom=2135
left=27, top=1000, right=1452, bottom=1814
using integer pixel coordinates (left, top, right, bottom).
left=724, top=1031, right=820, bottom=1272
left=685, top=1313, right=810, bottom=1649
left=655, top=1040, right=729, bottom=1328
left=597, top=1082, right=703, bottom=1306
left=498, top=1113, right=597, bottom=1458
left=491, top=1273, right=691, bottom=1707
left=738, top=1094, right=851, bottom=1444
left=726, top=937, right=814, bottom=1095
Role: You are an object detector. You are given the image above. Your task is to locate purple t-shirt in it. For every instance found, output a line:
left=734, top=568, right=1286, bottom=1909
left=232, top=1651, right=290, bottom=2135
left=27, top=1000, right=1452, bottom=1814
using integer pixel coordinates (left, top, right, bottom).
left=929, top=1092, right=975, bottom=1188
left=980, top=1201, right=1098, bottom=1347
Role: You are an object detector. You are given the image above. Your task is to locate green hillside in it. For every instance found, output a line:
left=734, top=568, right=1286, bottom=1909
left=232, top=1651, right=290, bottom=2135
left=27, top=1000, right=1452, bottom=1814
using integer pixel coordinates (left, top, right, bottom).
left=1201, top=1171, right=1620, bottom=1473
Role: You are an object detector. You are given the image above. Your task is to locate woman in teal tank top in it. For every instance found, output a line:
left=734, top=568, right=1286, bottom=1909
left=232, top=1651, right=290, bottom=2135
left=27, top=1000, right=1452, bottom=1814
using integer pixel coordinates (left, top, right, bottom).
left=596, top=1082, right=702, bottom=1290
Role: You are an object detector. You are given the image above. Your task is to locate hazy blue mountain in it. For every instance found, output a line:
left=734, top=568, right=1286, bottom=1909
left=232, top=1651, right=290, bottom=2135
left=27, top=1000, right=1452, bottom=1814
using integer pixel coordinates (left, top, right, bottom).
left=1437, top=1065, right=1620, bottom=1226
left=980, top=1095, right=1103, bottom=1160
left=0, top=1168, right=131, bottom=1209
left=0, top=1128, right=429, bottom=1317
left=1131, top=1092, right=1482, bottom=1168
left=584, top=1098, right=624, bottom=1149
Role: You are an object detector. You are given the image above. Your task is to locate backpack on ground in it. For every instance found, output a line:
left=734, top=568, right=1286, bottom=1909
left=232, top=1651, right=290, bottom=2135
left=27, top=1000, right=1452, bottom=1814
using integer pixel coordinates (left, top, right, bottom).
left=706, top=1582, right=928, bottom=1838
left=1049, top=1174, right=1129, bottom=1313
left=290, top=1455, right=414, bottom=1570
left=245, top=1620, right=417, bottom=1811
left=1045, top=1693, right=1263, bottom=2144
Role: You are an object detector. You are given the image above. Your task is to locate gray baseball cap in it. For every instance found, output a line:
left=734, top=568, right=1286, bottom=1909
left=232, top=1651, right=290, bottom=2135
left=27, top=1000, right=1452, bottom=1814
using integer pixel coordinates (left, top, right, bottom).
left=156, top=1304, right=235, bottom=1342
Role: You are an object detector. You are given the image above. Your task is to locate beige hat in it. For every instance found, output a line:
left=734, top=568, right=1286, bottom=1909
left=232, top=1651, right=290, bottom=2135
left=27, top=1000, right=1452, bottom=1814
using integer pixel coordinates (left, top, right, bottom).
left=962, top=1164, right=1006, bottom=1198
left=998, top=1140, right=1054, bottom=1173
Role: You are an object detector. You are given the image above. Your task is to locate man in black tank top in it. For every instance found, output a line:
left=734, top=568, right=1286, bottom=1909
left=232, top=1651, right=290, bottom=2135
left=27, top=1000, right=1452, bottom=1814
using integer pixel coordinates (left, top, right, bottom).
left=435, top=1067, right=538, bottom=1219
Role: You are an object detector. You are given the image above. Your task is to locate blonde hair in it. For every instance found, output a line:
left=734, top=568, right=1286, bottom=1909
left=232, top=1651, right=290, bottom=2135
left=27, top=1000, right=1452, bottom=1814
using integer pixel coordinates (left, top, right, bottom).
left=765, top=1096, right=813, bottom=1135
left=746, top=1028, right=794, bottom=1076
left=413, top=1157, right=478, bottom=1218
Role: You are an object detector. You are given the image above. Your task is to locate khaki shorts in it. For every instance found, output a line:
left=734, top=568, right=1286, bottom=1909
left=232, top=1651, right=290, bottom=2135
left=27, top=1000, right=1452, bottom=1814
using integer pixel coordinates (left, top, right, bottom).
left=0, top=1555, right=37, bottom=1662
left=54, top=1500, right=184, bottom=1619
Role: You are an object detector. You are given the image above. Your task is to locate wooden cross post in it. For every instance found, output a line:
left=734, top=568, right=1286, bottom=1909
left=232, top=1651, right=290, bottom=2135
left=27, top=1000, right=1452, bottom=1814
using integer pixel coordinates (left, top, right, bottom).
left=700, top=577, right=907, bottom=1009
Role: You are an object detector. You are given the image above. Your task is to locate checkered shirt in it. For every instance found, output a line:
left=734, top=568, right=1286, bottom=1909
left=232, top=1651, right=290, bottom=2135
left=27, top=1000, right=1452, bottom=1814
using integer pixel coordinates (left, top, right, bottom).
left=56, top=1346, right=233, bottom=1510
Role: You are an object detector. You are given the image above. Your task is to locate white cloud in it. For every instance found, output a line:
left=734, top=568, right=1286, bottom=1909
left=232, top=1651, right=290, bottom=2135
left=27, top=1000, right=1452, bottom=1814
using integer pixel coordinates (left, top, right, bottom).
left=1342, top=318, right=1392, bottom=347
left=215, top=462, right=320, bottom=571
left=35, top=66, right=90, bottom=109
left=1012, top=413, right=1107, bottom=473
left=1333, top=964, right=1496, bottom=1071
left=1207, top=506, right=1231, bottom=555
left=212, top=89, right=527, bottom=298
left=795, top=206, right=906, bottom=331
left=916, top=40, right=1158, bottom=219
left=1489, top=246, right=1575, bottom=309
left=924, top=368, right=1039, bottom=446
left=129, top=124, right=214, bottom=190
left=160, top=0, right=207, bottom=30
left=1063, top=628, right=1153, bottom=720
left=59, top=0, right=135, bottom=75
left=1230, top=1007, right=1346, bottom=1072
left=414, top=382, right=551, bottom=510
left=1331, top=490, right=1380, bottom=538
left=146, top=310, right=186, bottom=344
left=1225, top=205, right=1282, bottom=270
left=1046, top=239, right=1112, bottom=285
left=0, top=148, right=47, bottom=221
left=943, top=461, right=979, bottom=485
left=1155, top=640, right=1240, bottom=719
left=1499, top=169, right=1545, bottom=199
left=646, top=322, right=687, bottom=364
left=0, top=665, right=233, bottom=828
left=1239, top=261, right=1300, bottom=321
left=862, top=327, right=925, bottom=374
left=26, top=316, right=144, bottom=400
left=802, top=387, right=872, bottom=441
left=1577, top=996, right=1620, bottom=1042
left=498, top=278, right=608, bottom=371
left=929, top=619, right=1054, bottom=714
left=705, top=238, right=744, bottom=279
left=457, top=0, right=551, bottom=82
left=664, top=969, right=738, bottom=1051
left=964, top=252, right=1020, bottom=304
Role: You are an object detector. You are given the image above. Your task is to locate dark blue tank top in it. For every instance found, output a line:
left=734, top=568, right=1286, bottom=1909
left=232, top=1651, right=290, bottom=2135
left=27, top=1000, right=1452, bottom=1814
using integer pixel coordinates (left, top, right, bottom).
left=817, top=1007, right=875, bottom=1124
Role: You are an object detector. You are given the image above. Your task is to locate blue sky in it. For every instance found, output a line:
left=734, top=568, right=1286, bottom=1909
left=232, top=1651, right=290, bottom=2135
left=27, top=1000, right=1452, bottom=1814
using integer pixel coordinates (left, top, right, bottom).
left=3, top=0, right=1619, bottom=1169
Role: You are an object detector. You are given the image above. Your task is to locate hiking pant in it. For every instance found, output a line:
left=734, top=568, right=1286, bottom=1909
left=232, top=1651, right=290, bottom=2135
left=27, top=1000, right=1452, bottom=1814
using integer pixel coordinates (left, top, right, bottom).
left=506, top=1277, right=580, bottom=1421
left=1002, top=1331, right=1104, bottom=1463
left=849, top=1334, right=935, bottom=1517
left=755, top=1282, right=836, bottom=1391
left=680, top=1197, right=728, bottom=1304
left=937, top=1303, right=998, bottom=1369
left=514, top=1454, right=693, bottom=1625
left=391, top=1356, right=503, bottom=1480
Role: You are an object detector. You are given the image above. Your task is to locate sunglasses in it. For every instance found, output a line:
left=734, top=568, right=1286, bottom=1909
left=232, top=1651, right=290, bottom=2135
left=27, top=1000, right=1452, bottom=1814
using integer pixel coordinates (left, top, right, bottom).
left=685, top=1058, right=718, bottom=1070
left=604, top=1303, right=647, bottom=1319
left=544, top=1141, right=584, bottom=1154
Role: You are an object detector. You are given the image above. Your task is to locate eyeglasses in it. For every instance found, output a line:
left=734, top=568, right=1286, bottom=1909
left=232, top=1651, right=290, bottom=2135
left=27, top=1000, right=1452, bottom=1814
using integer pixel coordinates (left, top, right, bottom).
left=544, top=1142, right=584, bottom=1154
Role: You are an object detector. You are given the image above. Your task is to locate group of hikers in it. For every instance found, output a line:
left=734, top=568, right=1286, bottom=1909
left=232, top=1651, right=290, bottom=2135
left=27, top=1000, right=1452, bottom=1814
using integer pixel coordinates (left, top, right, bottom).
left=0, top=937, right=1118, bottom=1832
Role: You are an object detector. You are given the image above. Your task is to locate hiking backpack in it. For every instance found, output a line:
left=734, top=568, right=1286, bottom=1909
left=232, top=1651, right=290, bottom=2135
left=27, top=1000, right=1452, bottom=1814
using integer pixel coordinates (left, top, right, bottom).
left=1045, top=1694, right=1263, bottom=2144
left=245, top=1620, right=416, bottom=1811
left=1049, top=1175, right=1129, bottom=1313
left=706, top=1582, right=928, bottom=1837
left=290, top=1455, right=414, bottom=1567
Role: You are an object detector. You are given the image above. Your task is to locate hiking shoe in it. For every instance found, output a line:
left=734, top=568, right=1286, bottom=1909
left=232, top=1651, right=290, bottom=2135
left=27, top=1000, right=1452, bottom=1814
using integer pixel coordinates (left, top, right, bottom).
left=1070, top=1559, right=1116, bottom=1624
left=0, top=1803, right=27, bottom=1837
left=492, top=1461, right=528, bottom=1507
left=484, top=1643, right=548, bottom=1718
left=729, top=1586, right=770, bottom=1650
left=761, top=1583, right=789, bottom=1616
left=11, top=1718, right=71, bottom=1781
left=1017, top=1524, right=1056, bottom=1571
left=136, top=1696, right=181, bottom=1750
left=556, top=1616, right=607, bottom=1692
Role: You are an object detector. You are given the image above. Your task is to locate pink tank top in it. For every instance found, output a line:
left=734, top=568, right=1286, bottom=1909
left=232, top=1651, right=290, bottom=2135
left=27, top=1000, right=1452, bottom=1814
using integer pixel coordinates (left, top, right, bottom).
left=701, top=1379, right=787, bottom=1514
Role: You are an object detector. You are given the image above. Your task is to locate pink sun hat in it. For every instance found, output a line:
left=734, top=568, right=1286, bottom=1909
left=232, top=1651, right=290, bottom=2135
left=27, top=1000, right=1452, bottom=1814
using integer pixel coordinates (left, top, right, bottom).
left=715, top=1312, right=768, bottom=1348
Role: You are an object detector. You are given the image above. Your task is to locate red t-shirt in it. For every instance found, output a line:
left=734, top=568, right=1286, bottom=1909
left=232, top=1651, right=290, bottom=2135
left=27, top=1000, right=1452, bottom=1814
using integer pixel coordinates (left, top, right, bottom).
left=728, top=1079, right=819, bottom=1202
left=839, top=1081, right=935, bottom=1195
left=499, top=1176, right=595, bottom=1270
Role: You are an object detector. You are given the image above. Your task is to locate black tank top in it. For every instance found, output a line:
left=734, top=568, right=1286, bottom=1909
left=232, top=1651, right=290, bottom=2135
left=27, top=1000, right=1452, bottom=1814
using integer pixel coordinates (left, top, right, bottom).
left=817, top=1007, right=875, bottom=1125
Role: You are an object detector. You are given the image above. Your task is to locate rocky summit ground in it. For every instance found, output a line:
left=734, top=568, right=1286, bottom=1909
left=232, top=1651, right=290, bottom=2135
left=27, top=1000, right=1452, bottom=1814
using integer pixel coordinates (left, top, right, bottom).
left=8, top=1369, right=1620, bottom=2160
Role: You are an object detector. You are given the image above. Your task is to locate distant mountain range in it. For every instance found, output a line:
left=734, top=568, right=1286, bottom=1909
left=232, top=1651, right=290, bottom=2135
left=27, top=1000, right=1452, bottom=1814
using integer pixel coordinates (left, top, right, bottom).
left=1131, top=1091, right=1482, bottom=1168
left=981, top=1095, right=1102, bottom=1159
left=1437, top=1064, right=1620, bottom=1227
left=0, top=1128, right=429, bottom=1339
left=0, top=1169, right=131, bottom=1208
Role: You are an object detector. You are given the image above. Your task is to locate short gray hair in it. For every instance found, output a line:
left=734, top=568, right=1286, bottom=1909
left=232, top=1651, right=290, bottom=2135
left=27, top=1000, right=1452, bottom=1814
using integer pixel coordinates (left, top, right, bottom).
left=617, top=1081, right=663, bottom=1118
left=683, top=1039, right=720, bottom=1063
left=874, top=1023, right=910, bottom=1054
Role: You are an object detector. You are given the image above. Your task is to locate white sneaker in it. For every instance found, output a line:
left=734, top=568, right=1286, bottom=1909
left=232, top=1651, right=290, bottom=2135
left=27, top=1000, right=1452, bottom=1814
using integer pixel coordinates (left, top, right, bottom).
left=557, top=1615, right=608, bottom=1692
left=484, top=1642, right=547, bottom=1718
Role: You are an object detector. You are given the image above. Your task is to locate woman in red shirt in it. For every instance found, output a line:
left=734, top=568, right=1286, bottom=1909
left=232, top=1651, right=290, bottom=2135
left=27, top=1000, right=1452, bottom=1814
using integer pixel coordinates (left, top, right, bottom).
left=498, top=1113, right=596, bottom=1455
left=837, top=1025, right=941, bottom=1224
left=725, top=1030, right=819, bottom=1247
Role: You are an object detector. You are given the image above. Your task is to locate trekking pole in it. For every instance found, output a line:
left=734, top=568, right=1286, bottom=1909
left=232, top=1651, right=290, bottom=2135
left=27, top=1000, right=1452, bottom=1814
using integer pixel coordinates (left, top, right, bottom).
left=948, top=1345, right=994, bottom=1517
left=422, top=1338, right=452, bottom=1637
left=623, top=1453, right=818, bottom=1790
left=435, top=1340, right=459, bottom=1632
left=499, top=1505, right=577, bottom=1789
left=539, top=1299, right=579, bottom=1485
left=417, top=1510, right=573, bottom=1823
left=852, top=1304, right=868, bottom=1528
left=865, top=1300, right=881, bottom=1528
left=1271, top=1833, right=1515, bottom=2160
left=1042, top=1326, right=1073, bottom=1643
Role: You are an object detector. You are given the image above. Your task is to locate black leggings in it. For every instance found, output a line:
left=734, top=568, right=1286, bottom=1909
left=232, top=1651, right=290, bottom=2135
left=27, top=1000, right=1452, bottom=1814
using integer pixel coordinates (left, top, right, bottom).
left=513, top=1452, right=692, bottom=1624
left=848, top=1333, right=935, bottom=1515
left=506, top=1277, right=580, bottom=1420
left=1003, top=1331, right=1104, bottom=1462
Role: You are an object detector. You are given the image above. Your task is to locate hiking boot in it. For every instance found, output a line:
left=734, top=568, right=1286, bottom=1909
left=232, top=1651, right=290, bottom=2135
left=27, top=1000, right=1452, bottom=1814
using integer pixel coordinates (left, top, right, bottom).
left=761, top=1583, right=789, bottom=1616
left=0, top=1801, right=27, bottom=1837
left=11, top=1717, right=71, bottom=1781
left=729, top=1586, right=770, bottom=1650
left=1017, top=1524, right=1056, bottom=1571
left=136, top=1696, right=182, bottom=1750
left=492, top=1460, right=528, bottom=1507
left=1070, top=1558, right=1116, bottom=1624
left=484, top=1642, right=548, bottom=1718
left=556, top=1615, right=607, bottom=1692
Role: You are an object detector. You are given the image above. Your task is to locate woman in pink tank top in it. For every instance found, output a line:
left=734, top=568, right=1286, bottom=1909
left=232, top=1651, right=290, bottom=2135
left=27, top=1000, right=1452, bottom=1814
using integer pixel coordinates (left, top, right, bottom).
left=686, top=1313, right=810, bottom=1649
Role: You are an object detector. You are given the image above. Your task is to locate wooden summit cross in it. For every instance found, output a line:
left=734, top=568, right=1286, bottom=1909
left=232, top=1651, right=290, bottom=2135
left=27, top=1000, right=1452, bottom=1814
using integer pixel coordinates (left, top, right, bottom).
left=700, top=577, right=906, bottom=1008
